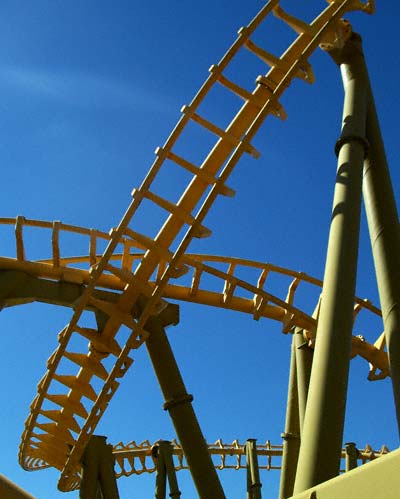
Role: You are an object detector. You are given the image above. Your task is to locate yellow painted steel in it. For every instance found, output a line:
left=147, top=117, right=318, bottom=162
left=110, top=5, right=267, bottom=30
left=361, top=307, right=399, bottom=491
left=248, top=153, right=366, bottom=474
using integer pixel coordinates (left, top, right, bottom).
left=0, top=218, right=387, bottom=374
left=0, top=0, right=376, bottom=492
left=110, top=440, right=387, bottom=479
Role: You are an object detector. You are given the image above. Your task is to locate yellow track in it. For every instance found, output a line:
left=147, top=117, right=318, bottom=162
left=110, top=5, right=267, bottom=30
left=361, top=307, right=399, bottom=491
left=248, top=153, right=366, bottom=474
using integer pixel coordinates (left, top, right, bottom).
left=0, top=216, right=386, bottom=371
left=4, top=0, right=375, bottom=491
left=112, top=439, right=389, bottom=478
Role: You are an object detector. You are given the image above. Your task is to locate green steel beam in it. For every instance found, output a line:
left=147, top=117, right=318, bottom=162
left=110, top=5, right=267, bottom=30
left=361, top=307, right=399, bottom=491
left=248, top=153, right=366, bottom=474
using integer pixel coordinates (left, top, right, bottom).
left=362, top=73, right=400, bottom=433
left=0, top=269, right=119, bottom=310
left=143, top=315, right=226, bottom=499
left=344, top=442, right=358, bottom=472
left=79, top=435, right=119, bottom=499
left=154, top=441, right=181, bottom=499
left=0, top=269, right=178, bottom=329
left=293, top=33, right=368, bottom=493
left=0, top=474, right=38, bottom=499
left=294, top=329, right=313, bottom=433
left=279, top=335, right=301, bottom=499
left=289, top=447, right=400, bottom=499
left=246, top=439, right=262, bottom=499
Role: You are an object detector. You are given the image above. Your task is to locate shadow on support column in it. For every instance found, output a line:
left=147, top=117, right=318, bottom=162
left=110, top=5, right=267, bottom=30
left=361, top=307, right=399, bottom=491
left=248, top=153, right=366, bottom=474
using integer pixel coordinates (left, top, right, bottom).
left=80, top=435, right=119, bottom=499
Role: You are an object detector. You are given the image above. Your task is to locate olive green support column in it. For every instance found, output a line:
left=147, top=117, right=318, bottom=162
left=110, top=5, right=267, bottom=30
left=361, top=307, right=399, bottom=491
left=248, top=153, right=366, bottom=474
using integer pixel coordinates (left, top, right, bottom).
left=293, top=34, right=368, bottom=493
left=363, top=76, right=400, bottom=433
left=80, top=435, right=119, bottom=499
left=345, top=442, right=358, bottom=472
left=154, top=446, right=167, bottom=499
left=279, top=335, right=300, bottom=499
left=154, top=441, right=181, bottom=499
left=0, top=474, right=38, bottom=499
left=144, top=316, right=226, bottom=499
left=246, top=439, right=262, bottom=499
left=294, top=329, right=313, bottom=433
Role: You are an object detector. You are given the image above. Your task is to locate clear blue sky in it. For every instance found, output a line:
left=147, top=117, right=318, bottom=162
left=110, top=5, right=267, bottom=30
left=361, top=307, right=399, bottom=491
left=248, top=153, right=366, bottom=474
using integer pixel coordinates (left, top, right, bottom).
left=0, top=1, right=399, bottom=498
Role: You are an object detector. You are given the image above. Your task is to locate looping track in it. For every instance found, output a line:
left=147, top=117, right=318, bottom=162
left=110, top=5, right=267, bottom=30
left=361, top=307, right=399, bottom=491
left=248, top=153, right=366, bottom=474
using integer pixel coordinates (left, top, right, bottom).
left=7, top=0, right=376, bottom=492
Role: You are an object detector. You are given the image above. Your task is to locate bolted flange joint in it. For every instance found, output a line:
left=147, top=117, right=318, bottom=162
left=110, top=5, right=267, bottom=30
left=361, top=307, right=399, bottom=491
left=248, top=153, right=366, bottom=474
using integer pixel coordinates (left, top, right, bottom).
left=335, top=134, right=370, bottom=158
left=163, top=393, right=194, bottom=411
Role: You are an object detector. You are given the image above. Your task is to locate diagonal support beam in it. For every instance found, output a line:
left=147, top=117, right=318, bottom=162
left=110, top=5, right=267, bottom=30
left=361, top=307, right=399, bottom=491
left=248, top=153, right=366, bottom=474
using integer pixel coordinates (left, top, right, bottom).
left=143, top=314, right=226, bottom=499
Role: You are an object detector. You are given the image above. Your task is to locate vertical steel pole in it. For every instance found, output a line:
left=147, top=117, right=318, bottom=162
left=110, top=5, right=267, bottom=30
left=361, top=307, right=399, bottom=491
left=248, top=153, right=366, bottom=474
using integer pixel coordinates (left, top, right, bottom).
left=293, top=33, right=368, bottom=493
left=154, top=441, right=181, bottom=499
left=294, top=329, right=313, bottom=433
left=154, top=444, right=167, bottom=499
left=162, top=441, right=181, bottom=499
left=279, top=335, right=300, bottom=499
left=80, top=436, right=119, bottom=499
left=246, top=439, right=262, bottom=499
left=363, top=73, right=400, bottom=433
left=345, top=442, right=358, bottom=471
left=144, top=316, right=226, bottom=499
left=98, top=439, right=120, bottom=499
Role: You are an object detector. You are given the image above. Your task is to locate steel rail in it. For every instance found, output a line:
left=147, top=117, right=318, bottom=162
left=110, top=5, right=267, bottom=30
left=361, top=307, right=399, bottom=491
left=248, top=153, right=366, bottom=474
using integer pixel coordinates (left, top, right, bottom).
left=111, top=439, right=388, bottom=479
left=9, top=0, right=375, bottom=491
left=0, top=217, right=386, bottom=373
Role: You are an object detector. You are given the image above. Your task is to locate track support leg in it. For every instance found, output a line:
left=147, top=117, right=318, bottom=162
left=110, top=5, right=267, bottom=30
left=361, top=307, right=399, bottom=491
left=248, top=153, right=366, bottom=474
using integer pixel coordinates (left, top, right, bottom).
left=144, top=315, right=226, bottom=499
left=345, top=442, right=358, bottom=471
left=79, top=435, right=119, bottom=499
left=279, top=334, right=300, bottom=499
left=294, top=329, right=313, bottom=434
left=153, top=441, right=181, bottom=499
left=246, top=439, right=262, bottom=499
left=293, top=33, right=368, bottom=493
left=363, top=69, right=400, bottom=435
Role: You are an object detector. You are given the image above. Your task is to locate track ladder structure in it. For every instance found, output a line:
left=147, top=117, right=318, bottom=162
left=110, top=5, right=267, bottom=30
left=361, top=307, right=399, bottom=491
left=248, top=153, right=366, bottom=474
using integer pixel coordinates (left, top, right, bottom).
left=111, top=439, right=389, bottom=478
left=0, top=217, right=388, bottom=378
left=10, top=0, right=377, bottom=493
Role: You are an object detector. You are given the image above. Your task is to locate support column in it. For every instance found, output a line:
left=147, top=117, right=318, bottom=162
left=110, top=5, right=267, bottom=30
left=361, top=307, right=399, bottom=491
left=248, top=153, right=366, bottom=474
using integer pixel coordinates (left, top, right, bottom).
left=279, top=335, right=300, bottom=499
left=293, top=33, right=368, bottom=493
left=294, top=329, right=313, bottom=433
left=144, top=315, right=226, bottom=499
left=154, top=441, right=181, bottom=499
left=363, top=76, right=400, bottom=433
left=246, top=439, right=262, bottom=499
left=345, top=442, right=358, bottom=472
left=80, top=435, right=119, bottom=499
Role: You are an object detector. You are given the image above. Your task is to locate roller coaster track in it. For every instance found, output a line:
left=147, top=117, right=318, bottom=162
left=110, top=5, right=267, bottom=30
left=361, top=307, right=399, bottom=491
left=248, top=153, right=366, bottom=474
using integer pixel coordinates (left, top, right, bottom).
left=0, top=216, right=387, bottom=372
left=111, top=440, right=389, bottom=478
left=5, top=0, right=375, bottom=492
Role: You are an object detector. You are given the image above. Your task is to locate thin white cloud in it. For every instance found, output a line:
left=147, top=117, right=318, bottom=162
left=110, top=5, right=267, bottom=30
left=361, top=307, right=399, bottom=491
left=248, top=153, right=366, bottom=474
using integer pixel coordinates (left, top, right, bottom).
left=0, top=65, right=176, bottom=113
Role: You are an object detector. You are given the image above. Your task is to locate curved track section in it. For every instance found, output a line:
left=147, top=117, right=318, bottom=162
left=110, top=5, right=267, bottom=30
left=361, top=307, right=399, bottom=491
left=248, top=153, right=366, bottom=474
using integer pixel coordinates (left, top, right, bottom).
left=0, top=216, right=387, bottom=373
left=7, top=0, right=374, bottom=491
left=112, top=439, right=389, bottom=478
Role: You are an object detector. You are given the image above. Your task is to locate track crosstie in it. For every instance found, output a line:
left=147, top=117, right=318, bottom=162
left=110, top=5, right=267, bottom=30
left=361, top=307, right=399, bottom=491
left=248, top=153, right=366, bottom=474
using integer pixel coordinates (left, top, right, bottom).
left=8, top=1, right=376, bottom=491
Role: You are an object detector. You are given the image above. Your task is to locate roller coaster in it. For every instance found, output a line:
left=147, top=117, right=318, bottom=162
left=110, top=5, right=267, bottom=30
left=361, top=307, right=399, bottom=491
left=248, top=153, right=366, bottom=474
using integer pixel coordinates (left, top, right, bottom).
left=1, top=1, right=399, bottom=498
